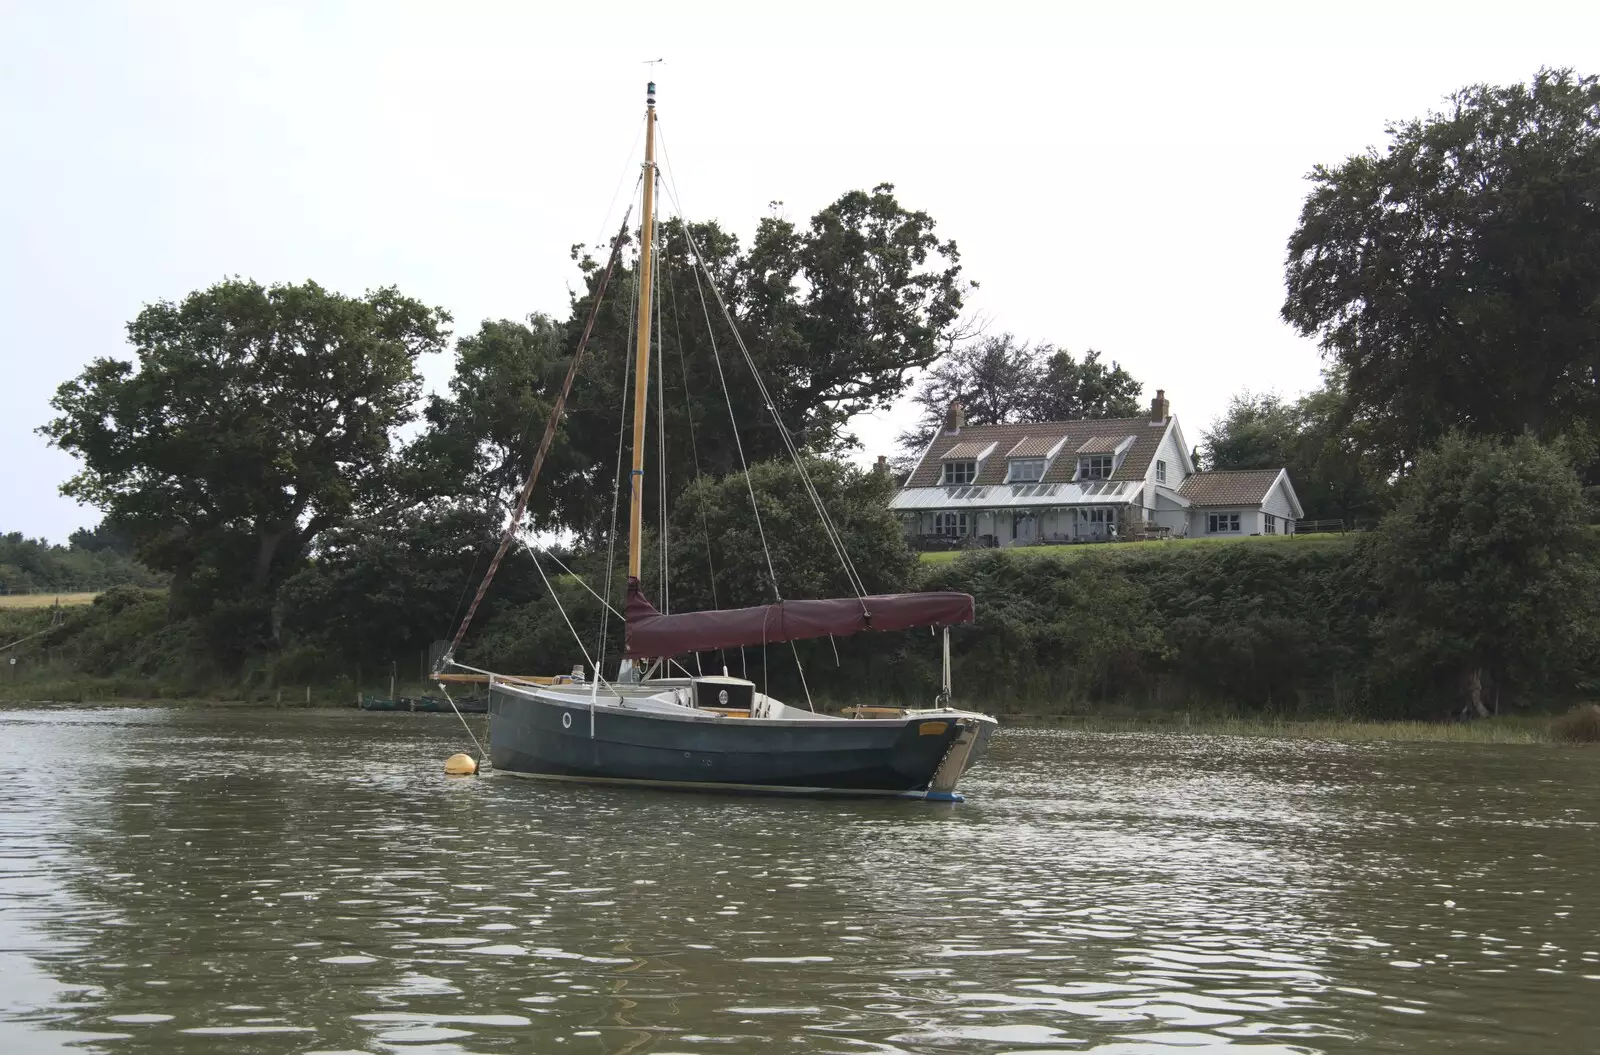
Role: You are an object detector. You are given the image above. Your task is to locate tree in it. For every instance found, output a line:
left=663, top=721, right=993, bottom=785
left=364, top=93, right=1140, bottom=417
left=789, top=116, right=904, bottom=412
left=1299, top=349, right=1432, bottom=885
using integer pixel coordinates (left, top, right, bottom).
left=1201, top=391, right=1299, bottom=472
left=41, top=279, right=450, bottom=649
left=408, top=315, right=603, bottom=534
left=664, top=458, right=918, bottom=612
left=1202, top=376, right=1390, bottom=523
left=275, top=504, right=528, bottom=669
left=1026, top=348, right=1143, bottom=424
left=900, top=335, right=1041, bottom=448
left=68, top=518, right=135, bottom=556
left=546, top=186, right=970, bottom=539
left=1283, top=69, right=1600, bottom=474
left=899, top=336, right=1142, bottom=452
left=1359, top=433, right=1598, bottom=717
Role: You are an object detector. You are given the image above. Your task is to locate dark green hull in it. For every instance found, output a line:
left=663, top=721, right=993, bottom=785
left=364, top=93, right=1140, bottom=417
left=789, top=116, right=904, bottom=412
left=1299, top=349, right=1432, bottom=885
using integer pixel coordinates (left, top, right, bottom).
left=487, top=686, right=993, bottom=797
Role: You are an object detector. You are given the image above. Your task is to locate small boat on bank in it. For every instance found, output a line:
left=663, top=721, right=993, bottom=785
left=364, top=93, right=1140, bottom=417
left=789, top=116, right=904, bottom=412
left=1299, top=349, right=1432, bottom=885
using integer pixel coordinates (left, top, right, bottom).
left=436, top=81, right=996, bottom=801
left=361, top=693, right=488, bottom=714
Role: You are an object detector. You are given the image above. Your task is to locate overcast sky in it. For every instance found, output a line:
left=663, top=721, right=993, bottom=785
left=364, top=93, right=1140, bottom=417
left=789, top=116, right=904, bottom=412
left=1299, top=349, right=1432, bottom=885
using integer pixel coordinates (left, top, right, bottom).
left=4, top=2, right=1597, bottom=543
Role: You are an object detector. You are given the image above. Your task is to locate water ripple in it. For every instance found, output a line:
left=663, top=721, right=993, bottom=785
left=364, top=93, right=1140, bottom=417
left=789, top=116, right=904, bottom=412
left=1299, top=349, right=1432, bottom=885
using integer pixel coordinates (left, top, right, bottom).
left=0, top=708, right=1596, bottom=1052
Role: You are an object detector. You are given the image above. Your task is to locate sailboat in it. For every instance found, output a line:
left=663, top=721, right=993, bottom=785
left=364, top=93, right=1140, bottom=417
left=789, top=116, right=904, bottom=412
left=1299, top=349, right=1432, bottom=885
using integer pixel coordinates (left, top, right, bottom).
left=436, top=82, right=997, bottom=801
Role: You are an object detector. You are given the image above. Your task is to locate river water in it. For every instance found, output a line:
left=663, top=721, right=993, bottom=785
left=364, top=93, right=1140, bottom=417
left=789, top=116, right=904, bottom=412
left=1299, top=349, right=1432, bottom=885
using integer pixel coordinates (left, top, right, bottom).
left=0, top=707, right=1596, bottom=1054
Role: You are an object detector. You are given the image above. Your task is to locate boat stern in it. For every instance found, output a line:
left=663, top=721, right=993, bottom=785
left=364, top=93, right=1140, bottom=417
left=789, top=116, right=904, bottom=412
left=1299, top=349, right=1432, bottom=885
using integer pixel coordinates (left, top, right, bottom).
left=923, top=712, right=998, bottom=802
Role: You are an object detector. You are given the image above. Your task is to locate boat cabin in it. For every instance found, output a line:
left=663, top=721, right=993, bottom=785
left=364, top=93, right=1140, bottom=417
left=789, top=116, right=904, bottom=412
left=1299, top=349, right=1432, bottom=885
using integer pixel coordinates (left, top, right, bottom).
left=688, top=675, right=755, bottom=713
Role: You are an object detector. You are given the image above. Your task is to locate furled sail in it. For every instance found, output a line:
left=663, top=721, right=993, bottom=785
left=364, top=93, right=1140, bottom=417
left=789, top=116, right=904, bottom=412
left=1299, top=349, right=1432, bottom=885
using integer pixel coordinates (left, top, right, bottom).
left=624, top=579, right=975, bottom=659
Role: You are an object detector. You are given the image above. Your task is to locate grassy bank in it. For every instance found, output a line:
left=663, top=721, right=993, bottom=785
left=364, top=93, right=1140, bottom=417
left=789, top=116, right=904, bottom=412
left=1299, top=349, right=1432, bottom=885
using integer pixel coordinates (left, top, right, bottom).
left=918, top=533, right=1355, bottom=564
left=0, top=592, right=101, bottom=608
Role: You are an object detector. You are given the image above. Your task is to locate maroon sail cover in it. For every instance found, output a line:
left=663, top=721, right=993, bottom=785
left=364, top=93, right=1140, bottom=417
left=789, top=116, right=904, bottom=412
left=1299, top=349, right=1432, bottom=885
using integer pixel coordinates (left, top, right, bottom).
left=624, top=578, right=974, bottom=659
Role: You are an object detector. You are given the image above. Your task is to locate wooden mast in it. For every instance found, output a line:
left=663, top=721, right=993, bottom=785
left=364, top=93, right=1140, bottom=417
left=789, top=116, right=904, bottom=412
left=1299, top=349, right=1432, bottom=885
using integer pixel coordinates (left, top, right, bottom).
left=627, top=81, right=658, bottom=583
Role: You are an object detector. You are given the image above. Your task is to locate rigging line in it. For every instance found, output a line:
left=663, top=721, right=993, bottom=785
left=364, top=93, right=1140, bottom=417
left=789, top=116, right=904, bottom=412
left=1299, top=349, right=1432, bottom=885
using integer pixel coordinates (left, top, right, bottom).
left=686, top=247, right=781, bottom=601
left=446, top=656, right=622, bottom=697
left=666, top=179, right=868, bottom=604
left=441, top=202, right=636, bottom=669
left=653, top=175, right=669, bottom=614
left=0, top=619, right=64, bottom=653
left=522, top=541, right=622, bottom=619
left=431, top=679, right=488, bottom=764
left=789, top=640, right=815, bottom=711
left=652, top=124, right=778, bottom=601
left=597, top=216, right=642, bottom=676
left=592, top=114, right=648, bottom=248
left=530, top=547, right=609, bottom=695
left=652, top=127, right=869, bottom=603
left=664, top=211, right=724, bottom=676
left=445, top=546, right=484, bottom=644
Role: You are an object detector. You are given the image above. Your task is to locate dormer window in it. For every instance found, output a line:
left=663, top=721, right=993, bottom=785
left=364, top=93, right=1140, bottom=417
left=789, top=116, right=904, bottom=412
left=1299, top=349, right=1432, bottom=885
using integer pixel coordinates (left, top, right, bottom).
left=1007, top=458, right=1045, bottom=483
left=941, top=460, right=977, bottom=485
left=1078, top=454, right=1113, bottom=480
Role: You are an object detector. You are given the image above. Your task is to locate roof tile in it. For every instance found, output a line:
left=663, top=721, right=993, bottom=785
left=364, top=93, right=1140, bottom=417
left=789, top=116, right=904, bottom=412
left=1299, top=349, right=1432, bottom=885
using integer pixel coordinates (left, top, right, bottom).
left=1007, top=436, right=1056, bottom=457
left=1177, top=470, right=1282, bottom=506
left=938, top=440, right=990, bottom=459
left=909, top=417, right=1171, bottom=488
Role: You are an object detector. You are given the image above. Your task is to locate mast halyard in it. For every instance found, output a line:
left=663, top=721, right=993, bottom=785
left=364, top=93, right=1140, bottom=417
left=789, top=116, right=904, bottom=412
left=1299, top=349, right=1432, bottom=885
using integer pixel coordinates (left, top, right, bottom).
left=627, top=82, right=658, bottom=586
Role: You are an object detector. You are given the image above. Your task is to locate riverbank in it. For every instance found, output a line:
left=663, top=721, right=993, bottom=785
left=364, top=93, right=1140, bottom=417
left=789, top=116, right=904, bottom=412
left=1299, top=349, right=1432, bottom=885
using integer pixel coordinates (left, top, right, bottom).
left=990, top=712, right=1563, bottom=744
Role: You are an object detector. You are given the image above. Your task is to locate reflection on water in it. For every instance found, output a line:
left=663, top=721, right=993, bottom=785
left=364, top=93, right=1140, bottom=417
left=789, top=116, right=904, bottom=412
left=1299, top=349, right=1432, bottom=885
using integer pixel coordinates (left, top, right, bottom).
left=0, top=707, right=1596, bottom=1053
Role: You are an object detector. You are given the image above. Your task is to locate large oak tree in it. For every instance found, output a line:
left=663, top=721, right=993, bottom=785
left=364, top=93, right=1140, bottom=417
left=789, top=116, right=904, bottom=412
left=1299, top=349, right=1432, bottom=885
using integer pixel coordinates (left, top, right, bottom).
left=42, top=279, right=450, bottom=646
left=429, top=184, right=971, bottom=542
left=1283, top=69, right=1600, bottom=475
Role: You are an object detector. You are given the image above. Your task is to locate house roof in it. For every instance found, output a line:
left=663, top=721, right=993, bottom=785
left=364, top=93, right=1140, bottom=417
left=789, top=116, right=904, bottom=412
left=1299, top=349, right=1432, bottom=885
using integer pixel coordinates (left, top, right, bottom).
left=1007, top=436, right=1057, bottom=458
left=1177, top=469, right=1285, bottom=506
left=906, top=417, right=1171, bottom=489
left=938, top=440, right=990, bottom=459
left=1075, top=436, right=1122, bottom=454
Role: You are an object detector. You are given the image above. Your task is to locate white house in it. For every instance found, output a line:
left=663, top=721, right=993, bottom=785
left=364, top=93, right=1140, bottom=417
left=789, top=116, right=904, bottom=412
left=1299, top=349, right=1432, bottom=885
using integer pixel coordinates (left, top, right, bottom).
left=888, top=391, right=1304, bottom=545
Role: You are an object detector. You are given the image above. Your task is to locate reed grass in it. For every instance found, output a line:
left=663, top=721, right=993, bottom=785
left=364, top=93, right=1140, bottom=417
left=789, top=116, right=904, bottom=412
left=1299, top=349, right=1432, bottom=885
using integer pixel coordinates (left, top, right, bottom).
left=994, top=713, right=1559, bottom=744
left=1550, top=704, right=1600, bottom=743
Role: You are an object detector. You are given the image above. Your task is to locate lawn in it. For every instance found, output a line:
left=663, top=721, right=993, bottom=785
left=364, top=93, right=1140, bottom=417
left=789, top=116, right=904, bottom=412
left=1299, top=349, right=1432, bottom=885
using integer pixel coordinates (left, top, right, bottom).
left=0, top=592, right=100, bottom=608
left=917, top=532, right=1356, bottom=563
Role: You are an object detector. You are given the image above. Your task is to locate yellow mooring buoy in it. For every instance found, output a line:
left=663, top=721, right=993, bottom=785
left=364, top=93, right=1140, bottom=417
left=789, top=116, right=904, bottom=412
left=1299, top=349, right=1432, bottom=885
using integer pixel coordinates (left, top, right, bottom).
left=444, top=753, right=478, bottom=776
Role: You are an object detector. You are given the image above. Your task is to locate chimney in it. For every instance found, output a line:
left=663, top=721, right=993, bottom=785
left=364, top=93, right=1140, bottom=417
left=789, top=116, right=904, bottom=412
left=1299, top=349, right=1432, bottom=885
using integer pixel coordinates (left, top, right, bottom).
left=1149, top=388, right=1170, bottom=422
left=874, top=454, right=888, bottom=474
left=944, top=400, right=964, bottom=434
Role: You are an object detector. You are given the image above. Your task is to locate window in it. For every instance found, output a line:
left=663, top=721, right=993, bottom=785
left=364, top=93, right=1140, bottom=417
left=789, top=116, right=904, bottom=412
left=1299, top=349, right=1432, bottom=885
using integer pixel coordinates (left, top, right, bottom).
left=1007, top=458, right=1045, bottom=483
left=1078, top=454, right=1112, bottom=480
left=1156, top=459, right=1167, bottom=484
left=1207, top=512, right=1241, bottom=533
left=1264, top=513, right=1277, bottom=535
left=1080, top=508, right=1113, bottom=524
left=934, top=512, right=970, bottom=537
left=941, top=460, right=976, bottom=485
